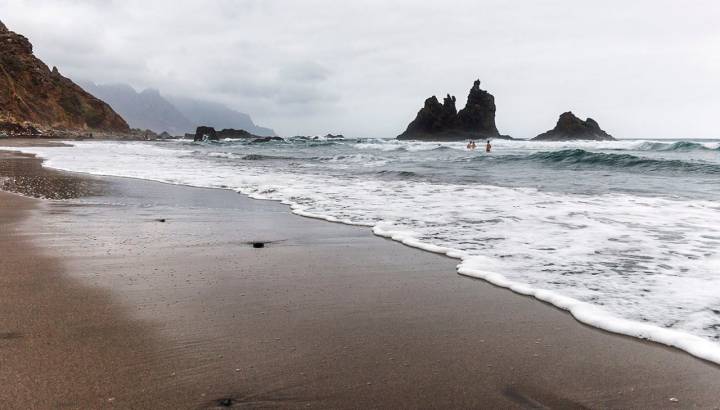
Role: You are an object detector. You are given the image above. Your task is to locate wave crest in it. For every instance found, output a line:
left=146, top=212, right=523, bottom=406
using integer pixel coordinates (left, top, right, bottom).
left=637, top=141, right=720, bottom=152
left=528, top=149, right=720, bottom=173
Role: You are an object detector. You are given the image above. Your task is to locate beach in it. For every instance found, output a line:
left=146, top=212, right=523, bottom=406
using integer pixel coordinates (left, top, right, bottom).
left=0, top=147, right=718, bottom=408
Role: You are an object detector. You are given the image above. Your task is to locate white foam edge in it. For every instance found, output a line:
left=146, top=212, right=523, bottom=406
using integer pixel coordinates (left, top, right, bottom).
left=371, top=224, right=720, bottom=365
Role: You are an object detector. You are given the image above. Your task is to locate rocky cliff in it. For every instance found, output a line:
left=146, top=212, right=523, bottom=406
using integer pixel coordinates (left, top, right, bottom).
left=398, top=80, right=510, bottom=140
left=0, top=21, right=128, bottom=133
left=533, top=112, right=615, bottom=141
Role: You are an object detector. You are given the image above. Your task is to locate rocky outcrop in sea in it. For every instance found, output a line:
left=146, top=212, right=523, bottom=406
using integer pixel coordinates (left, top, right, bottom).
left=194, top=126, right=218, bottom=141
left=533, top=112, right=615, bottom=141
left=193, top=127, right=284, bottom=143
left=397, top=80, right=511, bottom=141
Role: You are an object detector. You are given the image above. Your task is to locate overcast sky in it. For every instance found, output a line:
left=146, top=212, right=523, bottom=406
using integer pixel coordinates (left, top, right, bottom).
left=2, top=0, right=719, bottom=138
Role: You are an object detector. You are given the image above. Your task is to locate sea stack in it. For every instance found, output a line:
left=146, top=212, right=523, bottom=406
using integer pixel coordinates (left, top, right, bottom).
left=397, top=79, right=511, bottom=141
left=0, top=20, right=129, bottom=133
left=533, top=112, right=615, bottom=141
left=194, top=126, right=218, bottom=141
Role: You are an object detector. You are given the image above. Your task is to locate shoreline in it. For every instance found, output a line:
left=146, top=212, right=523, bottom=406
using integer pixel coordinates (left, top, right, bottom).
left=4, top=142, right=720, bottom=367
left=2, top=148, right=720, bottom=407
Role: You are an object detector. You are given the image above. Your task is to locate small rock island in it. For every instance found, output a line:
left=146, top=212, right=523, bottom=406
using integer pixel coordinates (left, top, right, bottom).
left=533, top=112, right=615, bottom=141
left=397, top=80, right=512, bottom=141
left=193, top=126, right=283, bottom=143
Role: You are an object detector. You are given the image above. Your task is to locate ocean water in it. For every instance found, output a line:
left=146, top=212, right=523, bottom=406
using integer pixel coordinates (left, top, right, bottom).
left=5, top=137, right=720, bottom=363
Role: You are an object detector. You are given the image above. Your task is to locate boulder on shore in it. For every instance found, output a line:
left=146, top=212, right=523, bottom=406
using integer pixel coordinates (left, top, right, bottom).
left=397, top=79, right=512, bottom=141
left=0, top=121, right=41, bottom=137
left=533, top=112, right=615, bottom=141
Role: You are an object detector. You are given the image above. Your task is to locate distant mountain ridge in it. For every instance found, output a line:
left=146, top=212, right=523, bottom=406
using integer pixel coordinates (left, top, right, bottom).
left=167, top=96, right=275, bottom=137
left=82, top=82, right=275, bottom=136
left=81, top=82, right=193, bottom=135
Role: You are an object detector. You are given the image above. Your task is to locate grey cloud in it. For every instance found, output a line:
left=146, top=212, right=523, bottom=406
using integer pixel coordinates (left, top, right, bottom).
left=1, top=0, right=719, bottom=138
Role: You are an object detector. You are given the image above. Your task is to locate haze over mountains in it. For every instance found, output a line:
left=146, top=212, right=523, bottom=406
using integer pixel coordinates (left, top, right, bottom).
left=81, top=82, right=275, bottom=136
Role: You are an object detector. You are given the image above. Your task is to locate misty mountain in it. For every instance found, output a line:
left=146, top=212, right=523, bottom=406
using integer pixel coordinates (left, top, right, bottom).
left=81, top=82, right=275, bottom=136
left=81, top=82, right=192, bottom=135
left=166, top=96, right=275, bottom=137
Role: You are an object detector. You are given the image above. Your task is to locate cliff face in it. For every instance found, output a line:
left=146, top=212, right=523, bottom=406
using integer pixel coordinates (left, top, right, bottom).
left=0, top=21, right=129, bottom=132
left=398, top=80, right=508, bottom=140
left=533, top=112, right=615, bottom=141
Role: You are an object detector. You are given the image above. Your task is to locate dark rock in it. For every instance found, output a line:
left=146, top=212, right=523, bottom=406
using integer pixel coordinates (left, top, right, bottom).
left=398, top=79, right=511, bottom=141
left=457, top=80, right=498, bottom=135
left=0, top=20, right=129, bottom=132
left=324, top=133, right=345, bottom=139
left=194, top=126, right=217, bottom=141
left=0, top=121, right=40, bottom=137
left=251, top=136, right=284, bottom=143
left=192, top=126, right=283, bottom=142
left=158, top=131, right=172, bottom=139
left=533, top=112, right=615, bottom=141
left=217, top=128, right=256, bottom=139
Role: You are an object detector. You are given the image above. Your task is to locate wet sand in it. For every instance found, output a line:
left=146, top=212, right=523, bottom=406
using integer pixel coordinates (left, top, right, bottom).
left=1, top=150, right=719, bottom=409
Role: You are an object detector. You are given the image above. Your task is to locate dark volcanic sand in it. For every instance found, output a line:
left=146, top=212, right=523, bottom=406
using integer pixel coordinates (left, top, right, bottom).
left=1, top=150, right=719, bottom=409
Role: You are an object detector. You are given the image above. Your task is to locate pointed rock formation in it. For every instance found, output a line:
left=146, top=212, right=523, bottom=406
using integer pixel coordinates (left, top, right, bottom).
left=398, top=79, right=510, bottom=140
left=533, top=112, right=615, bottom=141
left=457, top=79, right=499, bottom=135
left=0, top=20, right=129, bottom=133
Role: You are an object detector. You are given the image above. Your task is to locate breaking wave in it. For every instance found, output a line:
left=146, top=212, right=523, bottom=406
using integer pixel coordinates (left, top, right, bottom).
left=636, top=141, right=720, bottom=152
left=526, top=149, right=720, bottom=174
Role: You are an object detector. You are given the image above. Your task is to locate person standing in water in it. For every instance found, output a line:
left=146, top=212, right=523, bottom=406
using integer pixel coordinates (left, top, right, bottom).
left=467, top=140, right=477, bottom=150
left=485, top=140, right=492, bottom=153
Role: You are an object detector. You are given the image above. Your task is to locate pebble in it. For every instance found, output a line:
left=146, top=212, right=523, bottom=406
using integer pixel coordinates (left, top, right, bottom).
left=669, top=397, right=679, bottom=403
